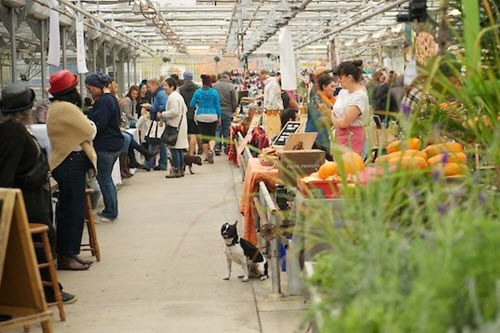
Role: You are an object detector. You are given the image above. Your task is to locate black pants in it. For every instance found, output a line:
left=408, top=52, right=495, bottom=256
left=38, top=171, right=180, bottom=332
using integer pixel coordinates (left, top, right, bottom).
left=51, top=152, right=91, bottom=256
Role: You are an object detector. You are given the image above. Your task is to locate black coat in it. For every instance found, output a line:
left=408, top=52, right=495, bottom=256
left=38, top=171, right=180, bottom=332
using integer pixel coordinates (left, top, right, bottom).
left=0, top=118, right=54, bottom=230
left=179, top=81, right=200, bottom=120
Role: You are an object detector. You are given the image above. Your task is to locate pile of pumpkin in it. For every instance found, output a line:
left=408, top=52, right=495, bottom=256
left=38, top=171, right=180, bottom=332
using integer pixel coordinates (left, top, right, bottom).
left=301, top=138, right=468, bottom=184
left=302, top=151, right=365, bottom=183
left=375, top=138, right=468, bottom=178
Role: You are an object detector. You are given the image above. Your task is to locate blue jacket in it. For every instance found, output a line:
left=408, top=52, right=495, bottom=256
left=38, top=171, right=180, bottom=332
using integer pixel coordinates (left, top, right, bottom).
left=190, top=88, right=221, bottom=118
left=89, top=93, right=124, bottom=152
left=305, top=89, right=330, bottom=149
left=151, top=86, right=168, bottom=116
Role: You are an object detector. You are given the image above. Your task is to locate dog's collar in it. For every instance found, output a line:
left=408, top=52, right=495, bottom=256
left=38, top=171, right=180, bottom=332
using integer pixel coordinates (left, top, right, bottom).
left=226, top=237, right=239, bottom=247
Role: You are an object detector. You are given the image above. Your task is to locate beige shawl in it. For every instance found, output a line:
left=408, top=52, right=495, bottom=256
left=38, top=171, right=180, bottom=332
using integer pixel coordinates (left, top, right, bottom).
left=46, top=101, right=97, bottom=171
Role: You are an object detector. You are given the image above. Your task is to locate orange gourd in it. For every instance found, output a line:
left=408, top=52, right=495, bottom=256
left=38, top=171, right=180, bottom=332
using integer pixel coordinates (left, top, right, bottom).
left=388, top=156, right=428, bottom=170
left=427, top=152, right=467, bottom=165
left=424, top=142, right=463, bottom=157
left=318, top=162, right=338, bottom=180
left=442, top=163, right=468, bottom=176
left=419, top=150, right=428, bottom=160
left=339, top=152, right=365, bottom=175
left=376, top=150, right=421, bottom=164
left=386, top=138, right=421, bottom=153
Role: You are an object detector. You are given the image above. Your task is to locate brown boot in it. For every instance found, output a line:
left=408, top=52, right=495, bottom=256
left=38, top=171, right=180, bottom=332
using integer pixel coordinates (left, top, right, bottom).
left=119, top=154, right=133, bottom=178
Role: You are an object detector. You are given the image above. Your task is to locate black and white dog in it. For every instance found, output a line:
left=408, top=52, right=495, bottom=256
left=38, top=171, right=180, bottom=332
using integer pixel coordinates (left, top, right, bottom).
left=221, top=221, right=268, bottom=282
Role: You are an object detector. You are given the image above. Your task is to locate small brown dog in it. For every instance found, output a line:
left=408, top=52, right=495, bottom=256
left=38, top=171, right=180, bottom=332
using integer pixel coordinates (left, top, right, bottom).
left=184, top=153, right=202, bottom=174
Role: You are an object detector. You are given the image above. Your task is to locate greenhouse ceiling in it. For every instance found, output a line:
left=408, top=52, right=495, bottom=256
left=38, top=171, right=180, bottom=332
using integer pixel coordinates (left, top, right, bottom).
left=0, top=0, right=441, bottom=60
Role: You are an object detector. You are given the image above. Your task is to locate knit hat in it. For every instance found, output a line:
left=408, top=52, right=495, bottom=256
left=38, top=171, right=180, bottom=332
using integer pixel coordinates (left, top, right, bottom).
left=48, top=69, right=78, bottom=95
left=183, top=71, right=194, bottom=81
left=85, top=72, right=112, bottom=88
left=0, top=84, right=36, bottom=113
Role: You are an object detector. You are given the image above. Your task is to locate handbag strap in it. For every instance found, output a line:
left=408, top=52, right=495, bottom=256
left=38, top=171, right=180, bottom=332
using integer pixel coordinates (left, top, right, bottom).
left=146, top=119, right=155, bottom=137
left=177, top=111, right=184, bottom=129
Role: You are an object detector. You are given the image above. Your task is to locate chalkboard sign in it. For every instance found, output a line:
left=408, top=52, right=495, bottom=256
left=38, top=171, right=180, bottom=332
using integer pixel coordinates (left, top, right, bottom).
left=272, top=121, right=301, bottom=146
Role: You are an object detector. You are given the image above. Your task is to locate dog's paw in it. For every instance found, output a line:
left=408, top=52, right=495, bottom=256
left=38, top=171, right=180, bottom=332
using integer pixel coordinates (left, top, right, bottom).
left=259, top=275, right=269, bottom=281
left=241, top=276, right=249, bottom=282
left=222, top=276, right=230, bottom=281
left=237, top=275, right=244, bottom=279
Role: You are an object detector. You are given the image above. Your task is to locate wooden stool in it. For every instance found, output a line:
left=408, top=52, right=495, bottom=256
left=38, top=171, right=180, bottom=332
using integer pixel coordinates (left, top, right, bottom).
left=29, top=223, right=66, bottom=322
left=81, top=188, right=101, bottom=262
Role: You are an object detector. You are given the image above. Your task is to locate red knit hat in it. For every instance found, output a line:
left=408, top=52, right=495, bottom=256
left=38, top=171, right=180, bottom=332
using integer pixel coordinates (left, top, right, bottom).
left=48, top=70, right=78, bottom=95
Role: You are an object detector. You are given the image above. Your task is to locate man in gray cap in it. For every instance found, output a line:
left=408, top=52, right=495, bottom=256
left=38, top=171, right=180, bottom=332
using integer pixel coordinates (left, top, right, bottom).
left=212, top=71, right=237, bottom=155
left=179, top=71, right=201, bottom=156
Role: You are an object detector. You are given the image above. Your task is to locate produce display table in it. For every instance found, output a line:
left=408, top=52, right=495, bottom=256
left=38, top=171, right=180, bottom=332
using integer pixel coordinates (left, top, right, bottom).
left=240, top=158, right=279, bottom=245
left=286, top=192, right=344, bottom=295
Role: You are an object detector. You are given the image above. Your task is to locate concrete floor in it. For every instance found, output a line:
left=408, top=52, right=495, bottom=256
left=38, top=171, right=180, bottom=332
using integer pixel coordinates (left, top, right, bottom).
left=14, top=156, right=308, bottom=333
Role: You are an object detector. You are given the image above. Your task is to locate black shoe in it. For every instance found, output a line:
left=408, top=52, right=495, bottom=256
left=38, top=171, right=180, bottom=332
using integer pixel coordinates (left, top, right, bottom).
left=197, top=148, right=203, bottom=155
left=153, top=166, right=163, bottom=171
left=46, top=290, right=77, bottom=304
left=0, top=315, right=12, bottom=322
left=214, top=149, right=221, bottom=156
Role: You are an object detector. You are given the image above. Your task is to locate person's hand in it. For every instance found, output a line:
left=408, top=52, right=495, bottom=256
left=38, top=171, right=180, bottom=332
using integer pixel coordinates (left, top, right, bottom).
left=118, top=98, right=126, bottom=108
left=217, top=118, right=222, bottom=126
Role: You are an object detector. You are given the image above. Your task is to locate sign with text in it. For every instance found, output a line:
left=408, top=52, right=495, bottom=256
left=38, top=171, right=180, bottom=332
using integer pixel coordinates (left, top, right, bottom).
left=272, top=121, right=301, bottom=147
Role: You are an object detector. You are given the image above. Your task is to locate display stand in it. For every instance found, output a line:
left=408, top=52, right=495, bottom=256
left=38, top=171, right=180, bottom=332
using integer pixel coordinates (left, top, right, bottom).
left=262, top=110, right=281, bottom=139
left=0, top=189, right=53, bottom=333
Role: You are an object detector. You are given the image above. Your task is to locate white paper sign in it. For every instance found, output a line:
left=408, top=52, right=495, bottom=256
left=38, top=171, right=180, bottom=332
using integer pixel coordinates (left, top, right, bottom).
left=47, top=0, right=60, bottom=66
left=76, top=19, right=88, bottom=74
left=279, top=27, right=297, bottom=91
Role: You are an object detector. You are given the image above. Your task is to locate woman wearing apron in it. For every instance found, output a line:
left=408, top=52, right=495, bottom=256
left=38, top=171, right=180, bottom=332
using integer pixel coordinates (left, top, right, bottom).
left=331, top=60, right=370, bottom=157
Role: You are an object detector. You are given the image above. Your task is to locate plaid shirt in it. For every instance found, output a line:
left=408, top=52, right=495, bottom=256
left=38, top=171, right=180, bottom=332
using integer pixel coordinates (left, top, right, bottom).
left=401, top=84, right=435, bottom=116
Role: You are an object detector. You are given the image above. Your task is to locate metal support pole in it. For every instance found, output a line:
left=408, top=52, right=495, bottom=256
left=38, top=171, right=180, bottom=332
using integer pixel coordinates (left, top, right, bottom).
left=61, top=28, right=67, bottom=69
left=112, top=47, right=116, bottom=80
left=92, top=40, right=97, bottom=72
left=133, top=56, right=137, bottom=84
left=127, top=57, right=130, bottom=89
left=10, top=9, right=17, bottom=83
left=79, top=73, right=84, bottom=103
left=103, top=44, right=107, bottom=74
left=118, top=49, right=125, bottom=95
left=40, top=20, right=47, bottom=100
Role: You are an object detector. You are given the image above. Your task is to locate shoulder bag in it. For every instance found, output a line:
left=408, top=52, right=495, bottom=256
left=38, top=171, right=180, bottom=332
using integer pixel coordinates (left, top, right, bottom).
left=161, top=111, right=184, bottom=146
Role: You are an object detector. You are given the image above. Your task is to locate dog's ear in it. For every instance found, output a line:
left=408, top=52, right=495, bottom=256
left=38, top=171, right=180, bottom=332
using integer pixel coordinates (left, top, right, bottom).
left=234, top=220, right=238, bottom=226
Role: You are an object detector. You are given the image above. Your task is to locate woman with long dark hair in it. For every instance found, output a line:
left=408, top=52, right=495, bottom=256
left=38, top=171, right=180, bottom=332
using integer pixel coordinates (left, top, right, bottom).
left=331, top=60, right=370, bottom=156
left=121, top=85, right=139, bottom=128
left=46, top=69, right=97, bottom=270
left=190, top=74, right=221, bottom=164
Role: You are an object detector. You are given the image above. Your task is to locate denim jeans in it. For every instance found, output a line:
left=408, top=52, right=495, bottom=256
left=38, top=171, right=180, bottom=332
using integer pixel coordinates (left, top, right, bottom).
left=51, top=152, right=91, bottom=255
left=96, top=150, right=121, bottom=219
left=145, top=143, right=167, bottom=170
left=170, top=149, right=185, bottom=169
left=215, top=113, right=233, bottom=150
left=121, top=131, right=132, bottom=154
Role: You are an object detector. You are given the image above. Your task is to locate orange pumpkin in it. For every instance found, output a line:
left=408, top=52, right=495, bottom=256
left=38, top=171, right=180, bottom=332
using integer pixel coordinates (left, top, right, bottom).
left=386, top=138, right=421, bottom=153
left=339, top=152, right=365, bottom=175
left=424, top=142, right=463, bottom=157
left=318, top=162, right=338, bottom=180
left=376, top=150, right=421, bottom=164
left=442, top=163, right=468, bottom=177
left=419, top=150, right=428, bottom=160
left=427, top=152, right=467, bottom=165
left=386, top=140, right=402, bottom=153
left=388, top=156, right=428, bottom=170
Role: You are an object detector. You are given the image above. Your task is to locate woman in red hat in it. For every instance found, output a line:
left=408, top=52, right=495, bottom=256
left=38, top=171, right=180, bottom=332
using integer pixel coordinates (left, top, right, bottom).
left=46, top=69, right=97, bottom=270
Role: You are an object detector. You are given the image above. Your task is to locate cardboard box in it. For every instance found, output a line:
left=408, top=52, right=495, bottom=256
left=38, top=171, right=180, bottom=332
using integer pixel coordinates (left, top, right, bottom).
left=278, top=149, right=325, bottom=186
